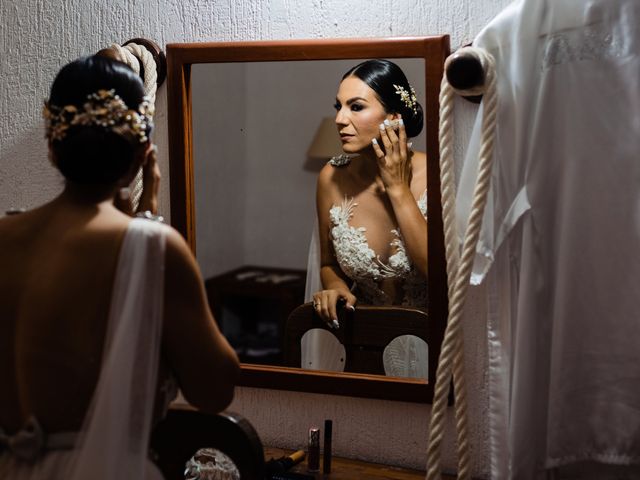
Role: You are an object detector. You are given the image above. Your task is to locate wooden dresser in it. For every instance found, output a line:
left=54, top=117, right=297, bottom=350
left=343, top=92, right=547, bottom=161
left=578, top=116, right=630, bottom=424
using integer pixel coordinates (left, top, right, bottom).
left=264, top=447, right=457, bottom=480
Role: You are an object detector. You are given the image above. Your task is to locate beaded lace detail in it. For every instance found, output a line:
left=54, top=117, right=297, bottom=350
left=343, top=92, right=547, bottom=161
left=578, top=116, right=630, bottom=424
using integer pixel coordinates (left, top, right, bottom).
left=329, top=191, right=427, bottom=307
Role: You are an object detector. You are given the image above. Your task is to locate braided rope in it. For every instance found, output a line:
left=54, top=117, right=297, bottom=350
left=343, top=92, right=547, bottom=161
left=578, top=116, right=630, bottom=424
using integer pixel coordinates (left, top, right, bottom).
left=105, top=42, right=158, bottom=210
left=436, top=77, right=471, bottom=480
left=426, top=47, right=497, bottom=480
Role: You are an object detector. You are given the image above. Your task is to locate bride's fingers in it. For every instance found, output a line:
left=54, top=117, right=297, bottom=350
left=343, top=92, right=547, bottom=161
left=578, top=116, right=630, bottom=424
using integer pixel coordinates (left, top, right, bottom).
left=371, top=137, right=385, bottom=160
left=383, top=119, right=399, bottom=148
left=325, top=291, right=340, bottom=328
left=314, top=294, right=329, bottom=324
left=317, top=291, right=329, bottom=324
left=379, top=122, right=393, bottom=154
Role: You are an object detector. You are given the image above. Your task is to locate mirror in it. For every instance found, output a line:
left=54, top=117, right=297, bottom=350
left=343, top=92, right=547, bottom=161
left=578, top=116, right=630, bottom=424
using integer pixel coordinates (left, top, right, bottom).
left=167, top=37, right=450, bottom=403
left=191, top=58, right=427, bottom=371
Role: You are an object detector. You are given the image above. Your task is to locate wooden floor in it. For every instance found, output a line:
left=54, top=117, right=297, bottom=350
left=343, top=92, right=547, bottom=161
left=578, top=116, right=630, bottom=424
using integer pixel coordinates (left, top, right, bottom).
left=265, top=447, right=457, bottom=480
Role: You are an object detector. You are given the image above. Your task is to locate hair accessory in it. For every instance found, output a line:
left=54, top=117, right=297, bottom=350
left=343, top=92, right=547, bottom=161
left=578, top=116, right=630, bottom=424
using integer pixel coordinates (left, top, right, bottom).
left=43, top=89, right=154, bottom=144
left=393, top=84, right=418, bottom=114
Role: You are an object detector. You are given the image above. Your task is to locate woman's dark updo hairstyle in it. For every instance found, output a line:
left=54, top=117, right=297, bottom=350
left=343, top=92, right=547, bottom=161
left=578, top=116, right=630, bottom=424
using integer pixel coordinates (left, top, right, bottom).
left=342, top=59, right=424, bottom=138
left=48, top=55, right=148, bottom=184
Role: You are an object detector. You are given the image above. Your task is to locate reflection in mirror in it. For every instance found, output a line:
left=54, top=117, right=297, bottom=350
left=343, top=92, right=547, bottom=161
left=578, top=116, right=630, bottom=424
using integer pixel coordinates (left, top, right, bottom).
left=191, top=59, right=426, bottom=378
left=383, top=335, right=428, bottom=380
left=301, top=329, right=346, bottom=372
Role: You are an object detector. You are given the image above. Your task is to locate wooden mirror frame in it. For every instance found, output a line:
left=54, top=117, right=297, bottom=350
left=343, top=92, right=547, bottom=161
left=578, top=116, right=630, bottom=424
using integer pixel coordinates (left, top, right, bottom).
left=166, top=36, right=450, bottom=403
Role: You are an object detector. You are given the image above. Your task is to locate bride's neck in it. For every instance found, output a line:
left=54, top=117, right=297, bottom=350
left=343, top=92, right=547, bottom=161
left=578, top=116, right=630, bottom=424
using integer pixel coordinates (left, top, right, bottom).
left=353, top=147, right=380, bottom=183
left=58, top=182, right=118, bottom=208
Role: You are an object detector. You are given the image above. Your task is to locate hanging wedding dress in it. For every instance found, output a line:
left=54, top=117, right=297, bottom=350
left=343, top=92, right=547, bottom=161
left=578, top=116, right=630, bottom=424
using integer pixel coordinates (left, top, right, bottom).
left=0, top=218, right=170, bottom=479
left=457, top=1, right=640, bottom=478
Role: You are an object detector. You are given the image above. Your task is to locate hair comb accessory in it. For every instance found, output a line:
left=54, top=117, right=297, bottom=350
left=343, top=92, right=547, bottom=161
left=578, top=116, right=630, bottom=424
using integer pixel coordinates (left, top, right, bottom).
left=393, top=84, right=418, bottom=114
left=43, top=89, right=154, bottom=144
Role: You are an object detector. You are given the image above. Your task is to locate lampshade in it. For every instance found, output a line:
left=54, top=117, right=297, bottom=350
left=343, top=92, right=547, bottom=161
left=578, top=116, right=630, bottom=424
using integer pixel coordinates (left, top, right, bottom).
left=306, top=117, right=343, bottom=160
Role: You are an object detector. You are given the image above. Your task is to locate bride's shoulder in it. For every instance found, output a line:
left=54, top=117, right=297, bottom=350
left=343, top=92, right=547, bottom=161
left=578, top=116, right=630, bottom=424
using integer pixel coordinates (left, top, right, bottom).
left=318, top=159, right=353, bottom=188
left=317, top=161, right=355, bottom=208
left=411, top=150, right=427, bottom=168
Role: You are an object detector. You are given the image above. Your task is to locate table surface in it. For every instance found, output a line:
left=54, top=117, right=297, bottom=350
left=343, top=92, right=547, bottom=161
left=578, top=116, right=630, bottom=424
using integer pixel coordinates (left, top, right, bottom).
left=264, top=447, right=457, bottom=480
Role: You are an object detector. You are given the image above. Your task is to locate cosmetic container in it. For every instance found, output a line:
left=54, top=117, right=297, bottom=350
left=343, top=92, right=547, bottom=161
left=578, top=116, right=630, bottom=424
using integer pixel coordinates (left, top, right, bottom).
left=307, top=427, right=320, bottom=473
left=323, top=419, right=333, bottom=474
left=265, top=450, right=305, bottom=474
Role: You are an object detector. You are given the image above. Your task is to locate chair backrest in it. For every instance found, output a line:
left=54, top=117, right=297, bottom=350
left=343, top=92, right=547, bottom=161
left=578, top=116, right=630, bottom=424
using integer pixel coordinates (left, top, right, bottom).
left=150, top=405, right=265, bottom=480
left=284, top=303, right=430, bottom=376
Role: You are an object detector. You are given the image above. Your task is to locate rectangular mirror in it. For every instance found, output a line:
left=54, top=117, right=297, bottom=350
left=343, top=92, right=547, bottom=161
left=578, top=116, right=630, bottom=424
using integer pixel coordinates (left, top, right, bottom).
left=166, top=37, right=450, bottom=403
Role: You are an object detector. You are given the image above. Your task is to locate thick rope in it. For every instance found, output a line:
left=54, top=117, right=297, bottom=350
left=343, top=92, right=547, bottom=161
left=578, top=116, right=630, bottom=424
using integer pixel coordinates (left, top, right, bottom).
left=426, top=47, right=497, bottom=480
left=437, top=77, right=471, bottom=480
left=105, top=43, right=158, bottom=210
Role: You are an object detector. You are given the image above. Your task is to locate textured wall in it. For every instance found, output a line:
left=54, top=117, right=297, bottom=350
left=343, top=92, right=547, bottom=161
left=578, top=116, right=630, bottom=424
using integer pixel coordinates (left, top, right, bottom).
left=0, top=0, right=512, bottom=476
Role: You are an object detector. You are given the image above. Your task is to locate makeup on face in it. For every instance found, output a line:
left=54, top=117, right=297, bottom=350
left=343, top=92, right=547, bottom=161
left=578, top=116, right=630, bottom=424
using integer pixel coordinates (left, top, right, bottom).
left=334, top=77, right=388, bottom=153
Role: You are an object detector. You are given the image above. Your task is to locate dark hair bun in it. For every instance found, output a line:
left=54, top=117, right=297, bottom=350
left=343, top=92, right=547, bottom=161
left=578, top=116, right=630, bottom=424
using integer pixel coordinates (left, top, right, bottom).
left=403, top=102, right=424, bottom=138
left=342, top=59, right=424, bottom=138
left=48, top=55, right=147, bottom=184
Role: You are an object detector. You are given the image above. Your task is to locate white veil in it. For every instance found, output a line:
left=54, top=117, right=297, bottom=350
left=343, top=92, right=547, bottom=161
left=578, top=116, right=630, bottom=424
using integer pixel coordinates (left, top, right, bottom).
left=303, top=216, right=322, bottom=303
left=301, top=217, right=346, bottom=372
left=64, top=219, right=167, bottom=479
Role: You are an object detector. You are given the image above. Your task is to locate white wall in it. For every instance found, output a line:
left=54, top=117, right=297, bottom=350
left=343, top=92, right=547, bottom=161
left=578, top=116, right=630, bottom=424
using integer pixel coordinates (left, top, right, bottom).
left=0, top=0, right=513, bottom=476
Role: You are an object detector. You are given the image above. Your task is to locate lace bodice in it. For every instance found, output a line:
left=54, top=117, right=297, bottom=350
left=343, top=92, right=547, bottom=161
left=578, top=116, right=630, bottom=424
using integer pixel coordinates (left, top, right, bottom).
left=329, top=192, right=427, bottom=308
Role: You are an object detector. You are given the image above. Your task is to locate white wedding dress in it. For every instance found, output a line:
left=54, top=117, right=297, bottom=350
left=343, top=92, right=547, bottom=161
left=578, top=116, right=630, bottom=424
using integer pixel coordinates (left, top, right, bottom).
left=329, top=192, right=427, bottom=308
left=0, top=218, right=170, bottom=480
left=302, top=159, right=428, bottom=374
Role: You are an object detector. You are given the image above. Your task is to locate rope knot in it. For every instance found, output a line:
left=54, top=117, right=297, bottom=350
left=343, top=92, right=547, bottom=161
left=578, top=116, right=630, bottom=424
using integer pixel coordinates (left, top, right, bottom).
left=444, top=47, right=496, bottom=97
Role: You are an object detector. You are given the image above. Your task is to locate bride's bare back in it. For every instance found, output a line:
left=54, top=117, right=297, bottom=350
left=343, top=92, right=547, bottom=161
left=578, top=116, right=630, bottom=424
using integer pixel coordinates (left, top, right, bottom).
left=0, top=200, right=131, bottom=433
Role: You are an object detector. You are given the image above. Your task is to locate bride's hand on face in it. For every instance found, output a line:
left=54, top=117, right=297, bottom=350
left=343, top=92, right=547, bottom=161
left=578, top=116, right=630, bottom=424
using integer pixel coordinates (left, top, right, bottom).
left=372, top=116, right=412, bottom=193
left=137, top=144, right=161, bottom=214
left=312, top=288, right=357, bottom=329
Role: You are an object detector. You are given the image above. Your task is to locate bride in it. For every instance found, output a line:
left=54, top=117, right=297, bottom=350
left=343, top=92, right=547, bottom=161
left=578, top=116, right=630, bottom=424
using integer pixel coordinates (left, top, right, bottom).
left=0, top=55, right=239, bottom=479
left=311, top=59, right=428, bottom=329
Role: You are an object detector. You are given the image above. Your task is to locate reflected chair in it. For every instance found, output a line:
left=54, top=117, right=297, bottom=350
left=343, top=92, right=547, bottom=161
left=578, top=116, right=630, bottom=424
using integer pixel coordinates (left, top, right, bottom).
left=150, top=404, right=265, bottom=480
left=284, top=303, right=430, bottom=376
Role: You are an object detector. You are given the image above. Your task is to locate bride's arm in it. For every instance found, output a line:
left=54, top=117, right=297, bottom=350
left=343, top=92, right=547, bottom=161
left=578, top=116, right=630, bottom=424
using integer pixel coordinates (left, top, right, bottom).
left=162, top=228, right=240, bottom=413
left=386, top=178, right=428, bottom=277
left=374, top=119, right=428, bottom=277
left=314, top=165, right=357, bottom=327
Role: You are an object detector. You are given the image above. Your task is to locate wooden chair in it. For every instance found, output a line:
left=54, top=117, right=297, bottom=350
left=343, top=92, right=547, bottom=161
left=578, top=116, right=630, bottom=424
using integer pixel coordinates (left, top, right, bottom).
left=150, top=404, right=265, bottom=480
left=284, top=303, right=430, bottom=376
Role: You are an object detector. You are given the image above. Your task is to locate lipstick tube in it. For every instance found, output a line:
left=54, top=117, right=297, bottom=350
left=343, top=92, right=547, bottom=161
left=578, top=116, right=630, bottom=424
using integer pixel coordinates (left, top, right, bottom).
left=307, top=427, right=320, bottom=473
